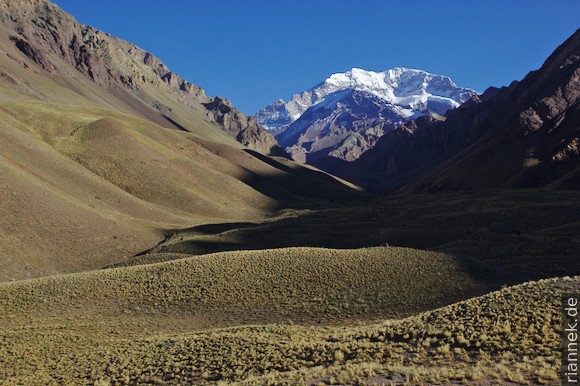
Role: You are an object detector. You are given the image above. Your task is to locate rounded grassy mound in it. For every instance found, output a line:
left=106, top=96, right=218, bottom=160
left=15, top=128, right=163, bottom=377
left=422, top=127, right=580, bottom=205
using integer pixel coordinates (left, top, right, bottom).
left=0, top=247, right=485, bottom=325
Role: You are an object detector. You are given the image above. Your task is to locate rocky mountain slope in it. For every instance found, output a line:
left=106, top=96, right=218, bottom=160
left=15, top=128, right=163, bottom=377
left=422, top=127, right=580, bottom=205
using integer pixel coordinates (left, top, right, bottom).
left=340, top=29, right=580, bottom=192
left=0, top=0, right=361, bottom=281
left=255, top=67, right=476, bottom=164
left=0, top=0, right=282, bottom=155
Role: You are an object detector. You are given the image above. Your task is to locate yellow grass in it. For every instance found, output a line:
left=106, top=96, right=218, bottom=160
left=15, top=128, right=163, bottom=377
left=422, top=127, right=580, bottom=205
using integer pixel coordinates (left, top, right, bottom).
left=0, top=264, right=573, bottom=385
left=0, top=247, right=485, bottom=324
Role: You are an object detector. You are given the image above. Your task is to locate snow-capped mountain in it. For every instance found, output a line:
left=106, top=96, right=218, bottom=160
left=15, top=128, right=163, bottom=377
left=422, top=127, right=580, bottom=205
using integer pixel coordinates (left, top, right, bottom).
left=253, top=67, right=477, bottom=165
left=255, top=67, right=477, bottom=130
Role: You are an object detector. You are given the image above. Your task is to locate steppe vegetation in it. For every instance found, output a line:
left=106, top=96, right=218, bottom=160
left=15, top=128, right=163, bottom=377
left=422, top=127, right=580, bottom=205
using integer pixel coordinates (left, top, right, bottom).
left=2, top=107, right=578, bottom=384
left=0, top=272, right=574, bottom=385
left=0, top=101, right=363, bottom=281
left=0, top=247, right=485, bottom=327
left=1, top=7, right=578, bottom=383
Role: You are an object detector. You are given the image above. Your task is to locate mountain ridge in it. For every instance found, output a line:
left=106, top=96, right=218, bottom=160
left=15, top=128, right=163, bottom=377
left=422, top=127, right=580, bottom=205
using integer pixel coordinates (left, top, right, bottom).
left=0, top=2, right=577, bottom=384
left=0, top=0, right=361, bottom=281
left=255, top=67, right=476, bottom=130
left=254, top=67, right=475, bottom=166
left=0, top=0, right=283, bottom=155
left=339, top=28, right=580, bottom=192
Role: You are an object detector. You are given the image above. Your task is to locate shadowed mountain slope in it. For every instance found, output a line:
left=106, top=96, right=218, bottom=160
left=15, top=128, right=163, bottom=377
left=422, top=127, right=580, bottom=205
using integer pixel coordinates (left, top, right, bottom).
left=341, top=29, right=580, bottom=192
left=0, top=3, right=576, bottom=384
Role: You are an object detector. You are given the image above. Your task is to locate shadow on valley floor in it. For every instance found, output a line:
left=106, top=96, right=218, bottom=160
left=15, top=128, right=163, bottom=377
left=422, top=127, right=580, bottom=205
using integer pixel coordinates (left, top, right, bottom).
left=112, top=189, right=580, bottom=285
left=238, top=149, right=366, bottom=206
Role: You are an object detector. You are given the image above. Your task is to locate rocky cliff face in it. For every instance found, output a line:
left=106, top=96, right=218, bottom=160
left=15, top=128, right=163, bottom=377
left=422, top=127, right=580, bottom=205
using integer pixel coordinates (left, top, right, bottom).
left=203, top=97, right=285, bottom=155
left=0, top=0, right=282, bottom=154
left=275, top=90, right=401, bottom=163
left=341, top=29, right=580, bottom=192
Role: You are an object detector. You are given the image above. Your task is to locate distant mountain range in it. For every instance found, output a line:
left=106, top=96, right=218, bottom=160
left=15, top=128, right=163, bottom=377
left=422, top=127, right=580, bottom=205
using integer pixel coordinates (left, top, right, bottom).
left=338, top=29, right=580, bottom=192
left=254, top=67, right=477, bottom=163
left=254, top=29, right=580, bottom=194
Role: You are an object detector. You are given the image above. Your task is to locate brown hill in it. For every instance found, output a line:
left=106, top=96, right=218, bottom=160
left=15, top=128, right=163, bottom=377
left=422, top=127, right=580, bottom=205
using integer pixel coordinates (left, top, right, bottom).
left=0, top=0, right=283, bottom=154
left=0, top=1, right=362, bottom=281
left=341, top=29, right=580, bottom=192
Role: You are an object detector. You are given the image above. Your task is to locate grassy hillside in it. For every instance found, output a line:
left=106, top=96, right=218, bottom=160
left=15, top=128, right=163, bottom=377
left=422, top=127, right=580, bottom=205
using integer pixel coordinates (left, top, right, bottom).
left=0, top=259, right=573, bottom=385
left=0, top=4, right=575, bottom=386
left=0, top=102, right=363, bottom=281
left=0, top=2, right=364, bottom=282
left=0, top=247, right=485, bottom=328
left=27, top=103, right=277, bottom=219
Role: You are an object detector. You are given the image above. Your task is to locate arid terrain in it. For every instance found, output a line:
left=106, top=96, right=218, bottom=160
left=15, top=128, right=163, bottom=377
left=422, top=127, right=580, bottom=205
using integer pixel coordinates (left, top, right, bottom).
left=0, top=1, right=579, bottom=385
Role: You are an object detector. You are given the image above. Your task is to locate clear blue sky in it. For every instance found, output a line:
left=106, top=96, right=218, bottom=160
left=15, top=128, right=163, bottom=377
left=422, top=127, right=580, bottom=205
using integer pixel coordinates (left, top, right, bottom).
left=53, top=0, right=579, bottom=115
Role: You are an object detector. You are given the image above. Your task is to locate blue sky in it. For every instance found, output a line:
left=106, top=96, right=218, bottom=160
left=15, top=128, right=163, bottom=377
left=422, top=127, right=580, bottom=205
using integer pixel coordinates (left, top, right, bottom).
left=54, top=0, right=579, bottom=115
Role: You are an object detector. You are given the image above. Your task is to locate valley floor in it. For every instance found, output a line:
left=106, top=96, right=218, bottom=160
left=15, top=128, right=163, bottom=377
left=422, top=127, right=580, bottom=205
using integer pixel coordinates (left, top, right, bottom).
left=1, top=189, right=579, bottom=385
left=0, top=274, right=576, bottom=385
left=131, top=189, right=580, bottom=284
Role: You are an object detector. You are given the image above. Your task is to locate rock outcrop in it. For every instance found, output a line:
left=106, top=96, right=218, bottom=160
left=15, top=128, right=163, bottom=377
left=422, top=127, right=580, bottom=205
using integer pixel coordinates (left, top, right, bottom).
left=204, top=97, right=285, bottom=155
